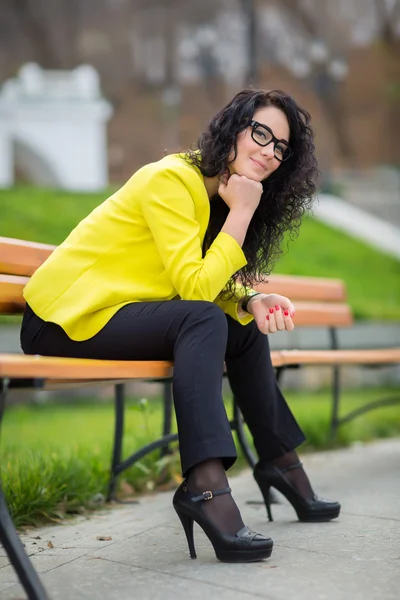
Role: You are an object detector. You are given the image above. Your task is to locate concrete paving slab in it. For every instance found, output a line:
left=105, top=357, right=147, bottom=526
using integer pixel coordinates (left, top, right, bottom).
left=1, top=438, right=400, bottom=600
left=141, top=544, right=399, bottom=600
left=0, top=547, right=87, bottom=585
left=1, top=557, right=265, bottom=600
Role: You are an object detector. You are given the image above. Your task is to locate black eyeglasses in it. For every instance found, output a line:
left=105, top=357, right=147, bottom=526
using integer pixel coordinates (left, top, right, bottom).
left=250, top=120, right=292, bottom=162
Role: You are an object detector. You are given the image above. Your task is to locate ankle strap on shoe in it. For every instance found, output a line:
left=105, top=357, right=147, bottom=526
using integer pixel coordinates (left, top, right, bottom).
left=280, top=461, right=303, bottom=473
left=191, top=487, right=231, bottom=502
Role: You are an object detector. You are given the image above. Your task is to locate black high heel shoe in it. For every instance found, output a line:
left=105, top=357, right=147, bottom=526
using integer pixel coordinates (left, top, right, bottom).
left=254, top=461, right=341, bottom=523
left=173, top=480, right=273, bottom=562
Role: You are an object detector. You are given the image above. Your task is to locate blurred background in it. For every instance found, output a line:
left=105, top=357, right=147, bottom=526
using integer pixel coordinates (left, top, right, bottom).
left=0, top=0, right=399, bottom=219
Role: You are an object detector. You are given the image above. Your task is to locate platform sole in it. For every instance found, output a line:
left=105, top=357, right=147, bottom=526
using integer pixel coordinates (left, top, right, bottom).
left=215, top=542, right=273, bottom=563
left=297, top=507, right=341, bottom=522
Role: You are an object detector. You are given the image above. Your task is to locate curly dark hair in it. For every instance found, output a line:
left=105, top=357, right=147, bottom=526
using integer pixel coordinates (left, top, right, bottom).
left=185, top=88, right=319, bottom=297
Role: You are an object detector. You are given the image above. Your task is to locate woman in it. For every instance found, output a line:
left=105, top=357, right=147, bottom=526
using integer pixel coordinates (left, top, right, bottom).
left=20, top=88, right=340, bottom=564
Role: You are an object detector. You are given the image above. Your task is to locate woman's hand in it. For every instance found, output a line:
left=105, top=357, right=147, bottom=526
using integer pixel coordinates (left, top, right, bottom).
left=218, top=173, right=263, bottom=215
left=245, top=293, right=295, bottom=334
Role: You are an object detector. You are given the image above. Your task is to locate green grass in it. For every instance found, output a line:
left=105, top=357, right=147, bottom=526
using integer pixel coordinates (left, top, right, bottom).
left=1, top=185, right=399, bottom=320
left=1, top=388, right=399, bottom=527
left=0, top=186, right=110, bottom=245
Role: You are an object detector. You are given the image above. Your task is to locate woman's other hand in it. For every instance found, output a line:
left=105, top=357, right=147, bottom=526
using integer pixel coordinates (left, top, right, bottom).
left=246, top=293, right=295, bottom=334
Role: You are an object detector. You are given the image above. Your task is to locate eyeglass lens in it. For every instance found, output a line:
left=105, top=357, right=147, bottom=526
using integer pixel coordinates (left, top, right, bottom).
left=252, top=124, right=290, bottom=161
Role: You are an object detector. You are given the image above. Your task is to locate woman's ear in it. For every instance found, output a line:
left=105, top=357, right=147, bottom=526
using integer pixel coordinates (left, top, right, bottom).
left=227, top=146, right=236, bottom=164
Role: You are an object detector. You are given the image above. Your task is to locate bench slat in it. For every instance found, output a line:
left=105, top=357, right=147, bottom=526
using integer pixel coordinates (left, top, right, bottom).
left=291, top=302, right=353, bottom=327
left=0, top=354, right=175, bottom=379
left=280, top=348, right=400, bottom=365
left=0, top=236, right=54, bottom=277
left=254, top=275, right=347, bottom=302
left=0, top=275, right=28, bottom=313
left=0, top=352, right=284, bottom=380
left=1, top=349, right=399, bottom=384
left=0, top=238, right=346, bottom=303
left=0, top=274, right=354, bottom=326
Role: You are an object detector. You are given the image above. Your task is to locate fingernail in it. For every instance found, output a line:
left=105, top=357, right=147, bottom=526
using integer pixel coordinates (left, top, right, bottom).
left=275, top=305, right=280, bottom=311
left=269, top=307, right=274, bottom=314
left=284, top=310, right=289, bottom=316
left=266, top=315, right=269, bottom=320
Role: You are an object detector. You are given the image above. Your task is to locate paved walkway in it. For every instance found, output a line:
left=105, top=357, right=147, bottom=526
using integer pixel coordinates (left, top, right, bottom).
left=1, top=439, right=400, bottom=600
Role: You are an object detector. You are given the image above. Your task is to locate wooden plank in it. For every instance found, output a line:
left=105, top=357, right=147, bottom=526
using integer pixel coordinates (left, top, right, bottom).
left=292, top=302, right=353, bottom=327
left=0, top=354, right=174, bottom=379
left=0, top=275, right=27, bottom=313
left=0, top=236, right=54, bottom=277
left=0, top=276, right=354, bottom=326
left=0, top=351, right=285, bottom=380
left=0, top=236, right=347, bottom=302
left=253, top=274, right=347, bottom=302
left=280, top=348, right=400, bottom=365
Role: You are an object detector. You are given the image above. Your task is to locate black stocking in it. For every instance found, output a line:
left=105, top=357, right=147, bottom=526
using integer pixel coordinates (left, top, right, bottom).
left=187, top=459, right=245, bottom=536
left=272, top=450, right=314, bottom=500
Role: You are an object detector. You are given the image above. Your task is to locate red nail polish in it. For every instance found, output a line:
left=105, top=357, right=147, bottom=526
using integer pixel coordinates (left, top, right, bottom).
left=266, top=315, right=269, bottom=320
left=275, top=305, right=280, bottom=311
left=269, top=307, right=274, bottom=314
left=284, top=310, right=289, bottom=316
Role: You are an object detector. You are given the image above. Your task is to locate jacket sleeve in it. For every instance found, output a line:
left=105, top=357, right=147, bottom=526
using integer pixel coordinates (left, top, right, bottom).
left=140, top=167, right=248, bottom=303
left=214, top=283, right=255, bottom=325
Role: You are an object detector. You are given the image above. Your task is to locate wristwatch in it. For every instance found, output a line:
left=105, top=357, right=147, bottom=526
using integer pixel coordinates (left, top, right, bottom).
left=242, top=292, right=262, bottom=314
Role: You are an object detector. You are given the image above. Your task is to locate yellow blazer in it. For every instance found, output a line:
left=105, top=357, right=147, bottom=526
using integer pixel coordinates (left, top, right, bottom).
left=23, top=153, right=254, bottom=341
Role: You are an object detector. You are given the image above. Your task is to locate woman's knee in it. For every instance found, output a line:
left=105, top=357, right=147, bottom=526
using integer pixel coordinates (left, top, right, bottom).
left=185, top=301, right=228, bottom=335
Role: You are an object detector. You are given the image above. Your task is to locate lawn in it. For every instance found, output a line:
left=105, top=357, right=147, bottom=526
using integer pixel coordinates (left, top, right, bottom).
left=1, top=185, right=399, bottom=320
left=2, top=388, right=399, bottom=527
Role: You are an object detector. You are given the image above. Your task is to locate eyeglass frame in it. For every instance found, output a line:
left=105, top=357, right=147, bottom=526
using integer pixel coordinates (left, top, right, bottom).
left=249, top=120, right=293, bottom=162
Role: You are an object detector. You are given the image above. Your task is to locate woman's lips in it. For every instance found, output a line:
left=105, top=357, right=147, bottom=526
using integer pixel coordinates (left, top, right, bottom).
left=250, top=157, right=267, bottom=170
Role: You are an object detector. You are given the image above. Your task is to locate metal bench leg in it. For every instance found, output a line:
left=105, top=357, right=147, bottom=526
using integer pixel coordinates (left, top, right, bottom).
left=160, top=379, right=173, bottom=458
left=275, top=365, right=285, bottom=385
left=107, top=380, right=180, bottom=497
left=329, top=365, right=341, bottom=441
left=0, top=485, right=50, bottom=600
left=232, top=398, right=257, bottom=468
left=107, top=383, right=125, bottom=501
left=0, top=378, right=49, bottom=599
left=329, top=328, right=341, bottom=441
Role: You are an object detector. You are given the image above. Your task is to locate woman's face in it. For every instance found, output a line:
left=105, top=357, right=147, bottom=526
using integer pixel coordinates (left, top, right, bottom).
left=229, top=105, right=290, bottom=182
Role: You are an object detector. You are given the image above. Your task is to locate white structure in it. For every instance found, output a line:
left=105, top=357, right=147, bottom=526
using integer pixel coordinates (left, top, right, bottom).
left=0, top=63, right=113, bottom=191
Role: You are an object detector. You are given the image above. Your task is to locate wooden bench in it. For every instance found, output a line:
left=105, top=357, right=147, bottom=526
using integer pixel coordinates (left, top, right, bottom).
left=1, top=235, right=399, bottom=600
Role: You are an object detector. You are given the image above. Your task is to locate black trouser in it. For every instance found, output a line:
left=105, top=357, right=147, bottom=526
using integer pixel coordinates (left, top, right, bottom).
left=20, top=300, right=305, bottom=476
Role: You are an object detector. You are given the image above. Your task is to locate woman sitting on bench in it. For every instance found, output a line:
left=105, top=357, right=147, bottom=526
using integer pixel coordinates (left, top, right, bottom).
left=20, top=88, right=340, bottom=564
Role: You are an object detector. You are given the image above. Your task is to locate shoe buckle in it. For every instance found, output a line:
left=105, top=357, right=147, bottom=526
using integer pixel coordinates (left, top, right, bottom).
left=203, top=491, right=213, bottom=501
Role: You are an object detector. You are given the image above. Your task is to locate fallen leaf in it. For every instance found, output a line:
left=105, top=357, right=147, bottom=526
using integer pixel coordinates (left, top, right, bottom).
left=96, top=536, right=112, bottom=541
left=120, top=481, right=135, bottom=496
left=47, top=541, right=54, bottom=549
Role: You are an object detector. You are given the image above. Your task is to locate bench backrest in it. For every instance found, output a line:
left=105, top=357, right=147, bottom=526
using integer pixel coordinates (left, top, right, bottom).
left=0, top=236, right=353, bottom=327
left=0, top=237, right=55, bottom=314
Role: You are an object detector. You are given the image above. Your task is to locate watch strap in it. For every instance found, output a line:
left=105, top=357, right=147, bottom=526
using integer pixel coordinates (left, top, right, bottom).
left=242, top=292, right=262, bottom=313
